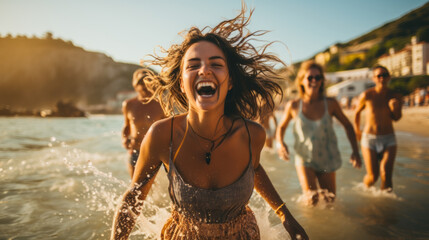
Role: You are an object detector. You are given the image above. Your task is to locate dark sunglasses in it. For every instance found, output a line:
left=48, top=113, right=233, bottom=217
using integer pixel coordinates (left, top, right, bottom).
left=376, top=73, right=389, bottom=78
left=307, top=75, right=323, bottom=81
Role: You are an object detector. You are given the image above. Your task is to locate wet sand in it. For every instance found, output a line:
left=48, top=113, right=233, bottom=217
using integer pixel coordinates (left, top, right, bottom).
left=343, top=106, right=429, bottom=137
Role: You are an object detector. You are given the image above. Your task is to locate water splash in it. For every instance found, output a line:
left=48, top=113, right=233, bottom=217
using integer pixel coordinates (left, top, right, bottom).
left=291, top=190, right=337, bottom=210
left=352, top=182, right=403, bottom=201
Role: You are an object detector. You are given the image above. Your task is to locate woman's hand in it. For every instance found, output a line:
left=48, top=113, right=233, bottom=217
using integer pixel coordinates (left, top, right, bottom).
left=277, top=142, right=290, bottom=161
left=349, top=152, right=361, bottom=169
left=280, top=211, right=309, bottom=240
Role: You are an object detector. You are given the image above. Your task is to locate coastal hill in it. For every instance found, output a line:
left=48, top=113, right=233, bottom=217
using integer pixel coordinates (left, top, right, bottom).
left=310, top=2, right=429, bottom=71
left=347, top=2, right=429, bottom=48
left=0, top=33, right=141, bottom=111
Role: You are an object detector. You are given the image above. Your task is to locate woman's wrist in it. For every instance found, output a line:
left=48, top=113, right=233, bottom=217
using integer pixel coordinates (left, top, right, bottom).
left=275, top=202, right=285, bottom=214
left=275, top=202, right=290, bottom=222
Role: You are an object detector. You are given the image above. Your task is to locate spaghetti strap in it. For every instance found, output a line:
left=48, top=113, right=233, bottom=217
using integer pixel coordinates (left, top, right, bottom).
left=242, top=118, right=252, bottom=166
left=173, top=120, right=189, bottom=162
left=165, top=116, right=256, bottom=225
left=169, top=116, right=175, bottom=162
left=323, top=97, right=329, bottom=115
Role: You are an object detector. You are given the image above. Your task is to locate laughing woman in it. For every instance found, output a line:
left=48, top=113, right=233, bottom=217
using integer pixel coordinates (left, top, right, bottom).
left=110, top=7, right=308, bottom=240
left=276, top=61, right=361, bottom=206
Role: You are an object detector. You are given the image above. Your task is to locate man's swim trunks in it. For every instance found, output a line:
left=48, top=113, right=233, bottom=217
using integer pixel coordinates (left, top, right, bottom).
left=361, top=133, right=396, bottom=153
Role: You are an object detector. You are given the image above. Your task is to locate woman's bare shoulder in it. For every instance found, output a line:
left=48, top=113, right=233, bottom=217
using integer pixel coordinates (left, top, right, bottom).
left=150, top=116, right=172, bottom=131
left=243, top=119, right=265, bottom=136
left=240, top=119, right=266, bottom=149
left=145, top=116, right=178, bottom=146
left=326, top=97, right=340, bottom=106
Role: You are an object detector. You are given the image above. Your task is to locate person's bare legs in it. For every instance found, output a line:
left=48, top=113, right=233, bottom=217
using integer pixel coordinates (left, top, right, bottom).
left=317, top=172, right=336, bottom=202
left=362, top=146, right=380, bottom=187
left=380, top=145, right=396, bottom=191
left=265, top=137, right=273, bottom=148
left=128, top=163, right=135, bottom=179
left=295, top=165, right=319, bottom=205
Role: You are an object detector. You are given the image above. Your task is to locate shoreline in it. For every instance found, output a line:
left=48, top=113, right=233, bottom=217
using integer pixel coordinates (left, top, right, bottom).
left=343, top=105, right=429, bottom=138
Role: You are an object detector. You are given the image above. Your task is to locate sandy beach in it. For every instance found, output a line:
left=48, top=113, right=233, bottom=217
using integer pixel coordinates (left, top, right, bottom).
left=344, top=105, right=429, bottom=138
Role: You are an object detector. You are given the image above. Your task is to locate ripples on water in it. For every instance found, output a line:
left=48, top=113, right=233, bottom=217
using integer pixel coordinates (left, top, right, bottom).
left=0, top=116, right=429, bottom=239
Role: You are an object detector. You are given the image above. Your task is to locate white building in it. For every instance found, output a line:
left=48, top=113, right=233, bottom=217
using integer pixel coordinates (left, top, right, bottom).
left=327, top=79, right=374, bottom=100
left=411, top=36, right=429, bottom=75
left=378, top=48, right=412, bottom=77
left=325, top=68, right=374, bottom=103
left=378, top=36, right=429, bottom=77
left=325, top=67, right=372, bottom=85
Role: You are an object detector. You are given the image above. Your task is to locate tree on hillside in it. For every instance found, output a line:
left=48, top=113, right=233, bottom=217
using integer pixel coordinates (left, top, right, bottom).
left=389, top=78, right=411, bottom=96
left=314, top=3, right=429, bottom=71
left=389, top=76, right=429, bottom=96
left=408, top=76, right=429, bottom=91
left=417, top=27, right=429, bottom=42
left=43, top=32, right=53, bottom=40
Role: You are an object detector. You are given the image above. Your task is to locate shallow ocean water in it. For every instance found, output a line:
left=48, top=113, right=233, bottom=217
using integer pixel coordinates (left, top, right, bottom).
left=1, top=115, right=428, bottom=239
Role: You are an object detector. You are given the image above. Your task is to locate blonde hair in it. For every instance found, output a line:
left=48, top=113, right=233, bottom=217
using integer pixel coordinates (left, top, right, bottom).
left=295, top=60, right=325, bottom=98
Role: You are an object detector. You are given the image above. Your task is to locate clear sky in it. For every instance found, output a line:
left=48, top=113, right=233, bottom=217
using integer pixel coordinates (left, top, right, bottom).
left=0, top=0, right=427, bottom=65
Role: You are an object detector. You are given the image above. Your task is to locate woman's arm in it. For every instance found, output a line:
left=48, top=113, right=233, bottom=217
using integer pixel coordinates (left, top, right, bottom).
left=353, top=93, right=366, bottom=141
left=254, top=165, right=309, bottom=240
left=275, top=101, right=294, bottom=161
left=250, top=122, right=308, bottom=240
left=330, top=98, right=361, bottom=169
left=111, top=121, right=167, bottom=240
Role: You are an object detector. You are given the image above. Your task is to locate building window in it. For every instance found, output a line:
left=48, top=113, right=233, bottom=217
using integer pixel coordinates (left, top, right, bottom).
left=347, top=86, right=355, bottom=91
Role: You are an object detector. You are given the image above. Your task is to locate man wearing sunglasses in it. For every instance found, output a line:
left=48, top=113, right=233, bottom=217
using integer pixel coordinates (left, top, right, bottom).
left=353, top=65, right=402, bottom=192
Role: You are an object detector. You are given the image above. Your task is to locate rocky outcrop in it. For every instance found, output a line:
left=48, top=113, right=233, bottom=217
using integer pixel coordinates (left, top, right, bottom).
left=0, top=36, right=141, bottom=111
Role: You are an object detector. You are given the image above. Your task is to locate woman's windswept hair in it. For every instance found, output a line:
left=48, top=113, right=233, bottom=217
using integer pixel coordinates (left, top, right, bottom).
left=145, top=4, right=284, bottom=119
left=295, top=60, right=325, bottom=98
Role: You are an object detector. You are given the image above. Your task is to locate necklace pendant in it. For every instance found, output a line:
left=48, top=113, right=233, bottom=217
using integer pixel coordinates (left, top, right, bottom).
left=205, top=152, right=211, bottom=165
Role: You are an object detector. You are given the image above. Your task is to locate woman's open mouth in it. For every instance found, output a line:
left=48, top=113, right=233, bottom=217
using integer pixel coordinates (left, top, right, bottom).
left=196, top=82, right=216, bottom=97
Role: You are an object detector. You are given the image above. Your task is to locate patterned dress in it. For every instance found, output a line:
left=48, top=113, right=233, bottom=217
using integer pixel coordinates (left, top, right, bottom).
left=161, top=117, right=260, bottom=240
left=293, top=98, right=342, bottom=173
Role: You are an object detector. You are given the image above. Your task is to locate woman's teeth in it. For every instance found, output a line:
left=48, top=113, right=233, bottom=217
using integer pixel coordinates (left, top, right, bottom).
left=196, top=82, right=216, bottom=96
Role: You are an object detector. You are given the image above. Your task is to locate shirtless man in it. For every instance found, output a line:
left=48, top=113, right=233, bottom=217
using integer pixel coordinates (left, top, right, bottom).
left=122, top=69, right=166, bottom=178
left=354, top=65, right=402, bottom=191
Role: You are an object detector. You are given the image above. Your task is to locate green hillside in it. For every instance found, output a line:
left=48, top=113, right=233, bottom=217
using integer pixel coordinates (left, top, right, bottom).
left=349, top=2, right=429, bottom=46
left=322, top=2, right=429, bottom=71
